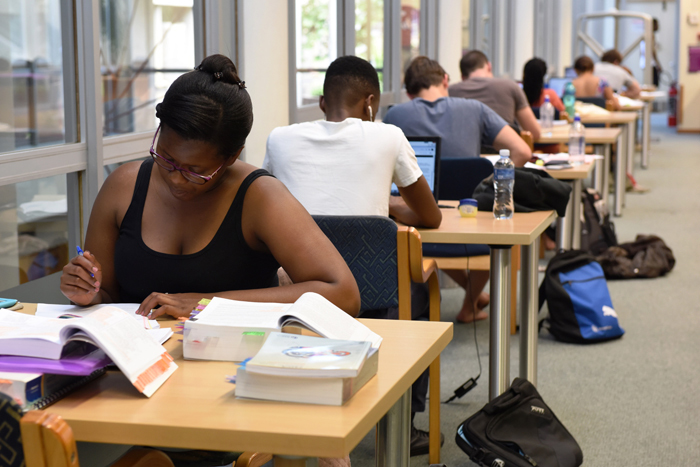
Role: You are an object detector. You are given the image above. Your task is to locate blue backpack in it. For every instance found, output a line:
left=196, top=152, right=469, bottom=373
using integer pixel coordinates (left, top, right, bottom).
left=539, top=250, right=624, bottom=343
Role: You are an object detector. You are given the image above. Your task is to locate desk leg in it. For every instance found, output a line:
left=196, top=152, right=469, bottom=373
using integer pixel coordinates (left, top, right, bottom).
left=624, top=120, right=635, bottom=208
left=519, top=239, right=539, bottom=386
left=602, top=144, right=611, bottom=202
left=642, top=102, right=651, bottom=169
left=592, top=144, right=604, bottom=193
left=376, top=388, right=411, bottom=467
left=571, top=180, right=582, bottom=250
left=274, top=457, right=319, bottom=467
left=556, top=185, right=573, bottom=251
left=614, top=128, right=625, bottom=217
left=489, top=246, right=511, bottom=400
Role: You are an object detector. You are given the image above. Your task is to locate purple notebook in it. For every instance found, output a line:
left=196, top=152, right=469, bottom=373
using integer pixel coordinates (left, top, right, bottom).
left=0, top=349, right=112, bottom=376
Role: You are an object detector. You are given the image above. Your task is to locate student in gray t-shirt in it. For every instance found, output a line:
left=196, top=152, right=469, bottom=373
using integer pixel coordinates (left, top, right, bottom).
left=383, top=57, right=531, bottom=165
left=449, top=50, right=541, bottom=142
left=383, top=56, right=531, bottom=324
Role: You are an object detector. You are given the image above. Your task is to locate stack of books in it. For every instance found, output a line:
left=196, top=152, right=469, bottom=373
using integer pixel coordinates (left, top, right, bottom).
left=235, top=332, right=379, bottom=406
left=183, top=292, right=382, bottom=362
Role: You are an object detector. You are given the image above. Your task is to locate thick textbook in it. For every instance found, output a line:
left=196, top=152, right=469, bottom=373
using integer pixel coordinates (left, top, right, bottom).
left=244, top=332, right=372, bottom=378
left=235, top=341, right=379, bottom=406
left=0, top=308, right=177, bottom=397
left=183, top=292, right=382, bottom=362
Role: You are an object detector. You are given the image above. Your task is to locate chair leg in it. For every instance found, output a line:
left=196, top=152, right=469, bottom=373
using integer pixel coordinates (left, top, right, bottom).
left=427, top=273, right=441, bottom=464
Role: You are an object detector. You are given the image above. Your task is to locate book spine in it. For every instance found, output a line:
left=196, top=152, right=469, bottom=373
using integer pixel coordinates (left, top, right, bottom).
left=27, top=368, right=107, bottom=411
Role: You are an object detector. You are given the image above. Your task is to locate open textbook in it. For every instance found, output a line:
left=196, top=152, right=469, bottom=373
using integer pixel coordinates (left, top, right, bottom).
left=184, top=292, right=382, bottom=362
left=0, top=308, right=177, bottom=397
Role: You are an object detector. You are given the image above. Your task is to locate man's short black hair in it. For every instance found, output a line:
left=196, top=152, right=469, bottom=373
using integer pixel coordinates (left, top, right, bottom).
left=404, top=56, right=446, bottom=95
left=459, top=50, right=489, bottom=78
left=323, top=56, right=381, bottom=108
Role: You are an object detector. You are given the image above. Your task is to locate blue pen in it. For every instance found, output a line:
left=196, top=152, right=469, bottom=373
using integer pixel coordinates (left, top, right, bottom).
left=77, top=246, right=95, bottom=278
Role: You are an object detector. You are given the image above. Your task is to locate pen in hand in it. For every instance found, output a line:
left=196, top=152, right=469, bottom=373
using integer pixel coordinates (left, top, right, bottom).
left=77, top=246, right=95, bottom=278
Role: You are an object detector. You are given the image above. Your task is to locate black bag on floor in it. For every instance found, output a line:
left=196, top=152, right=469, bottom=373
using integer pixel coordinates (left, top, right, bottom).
left=596, top=234, right=675, bottom=279
left=455, top=378, right=583, bottom=467
left=539, top=250, right=624, bottom=344
left=580, top=188, right=617, bottom=255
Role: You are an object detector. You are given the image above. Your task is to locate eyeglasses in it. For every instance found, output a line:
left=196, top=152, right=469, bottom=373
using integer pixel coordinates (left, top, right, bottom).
left=149, top=125, right=226, bottom=185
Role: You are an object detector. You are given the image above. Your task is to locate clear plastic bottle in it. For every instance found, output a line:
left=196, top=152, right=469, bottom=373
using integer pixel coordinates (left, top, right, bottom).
left=493, top=149, right=515, bottom=220
left=568, top=114, right=585, bottom=156
left=540, top=95, right=554, bottom=130
left=563, top=81, right=576, bottom=118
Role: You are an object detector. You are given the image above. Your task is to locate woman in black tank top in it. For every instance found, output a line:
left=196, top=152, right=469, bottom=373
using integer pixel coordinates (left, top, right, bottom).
left=59, top=54, right=360, bottom=319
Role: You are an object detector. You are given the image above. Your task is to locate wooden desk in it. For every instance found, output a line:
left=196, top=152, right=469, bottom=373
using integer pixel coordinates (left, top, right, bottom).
left=547, top=163, right=595, bottom=250
left=23, top=303, right=452, bottom=467
left=417, top=208, right=556, bottom=399
left=579, top=112, right=637, bottom=217
left=536, top=126, right=620, bottom=204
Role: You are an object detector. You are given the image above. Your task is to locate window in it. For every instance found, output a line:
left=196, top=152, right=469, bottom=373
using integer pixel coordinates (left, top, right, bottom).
left=100, top=0, right=195, bottom=136
left=355, top=0, right=385, bottom=90
left=0, top=174, right=68, bottom=291
left=400, top=0, right=420, bottom=80
left=0, top=0, right=68, bottom=153
left=294, top=0, right=337, bottom=108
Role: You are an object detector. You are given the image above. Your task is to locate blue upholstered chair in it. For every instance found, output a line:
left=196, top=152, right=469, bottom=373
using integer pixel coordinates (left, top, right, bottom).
left=312, top=215, right=443, bottom=463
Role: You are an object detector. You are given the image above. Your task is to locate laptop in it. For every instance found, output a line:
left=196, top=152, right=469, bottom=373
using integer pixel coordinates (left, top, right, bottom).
left=391, top=136, right=441, bottom=202
left=547, top=77, right=570, bottom=98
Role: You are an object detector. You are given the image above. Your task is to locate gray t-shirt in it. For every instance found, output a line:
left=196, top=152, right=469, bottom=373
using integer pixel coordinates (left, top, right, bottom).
left=594, top=62, right=638, bottom=93
left=448, top=77, right=528, bottom=129
left=382, top=97, right=507, bottom=159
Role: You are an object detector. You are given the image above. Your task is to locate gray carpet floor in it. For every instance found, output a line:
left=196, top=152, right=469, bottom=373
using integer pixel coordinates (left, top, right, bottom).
left=349, top=114, right=700, bottom=466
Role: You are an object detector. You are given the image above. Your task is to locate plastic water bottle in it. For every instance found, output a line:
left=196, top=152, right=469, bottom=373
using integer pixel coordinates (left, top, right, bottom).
left=540, top=95, right=554, bottom=130
left=563, top=81, right=576, bottom=118
left=568, top=114, right=585, bottom=156
left=493, top=149, right=514, bottom=220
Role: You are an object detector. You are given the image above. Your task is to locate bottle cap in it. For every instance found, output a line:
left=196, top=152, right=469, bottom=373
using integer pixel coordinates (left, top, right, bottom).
left=544, top=95, right=550, bottom=102
left=499, top=149, right=510, bottom=157
left=574, top=114, right=581, bottom=122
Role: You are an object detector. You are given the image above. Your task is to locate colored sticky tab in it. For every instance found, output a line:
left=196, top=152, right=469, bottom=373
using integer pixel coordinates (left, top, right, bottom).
left=242, top=331, right=265, bottom=336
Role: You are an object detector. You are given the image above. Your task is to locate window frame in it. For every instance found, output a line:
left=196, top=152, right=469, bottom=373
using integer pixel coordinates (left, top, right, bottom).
left=288, top=0, right=438, bottom=124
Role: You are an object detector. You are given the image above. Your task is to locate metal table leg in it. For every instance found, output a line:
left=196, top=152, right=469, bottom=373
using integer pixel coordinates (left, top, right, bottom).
left=519, top=239, right=539, bottom=386
left=642, top=102, right=651, bottom=169
left=376, top=388, right=411, bottom=467
left=614, top=127, right=625, bottom=217
left=489, top=246, right=511, bottom=400
left=556, top=184, right=573, bottom=251
left=592, top=144, right=604, bottom=194
left=624, top=120, right=635, bottom=207
left=602, top=144, right=611, bottom=202
left=571, top=180, right=583, bottom=249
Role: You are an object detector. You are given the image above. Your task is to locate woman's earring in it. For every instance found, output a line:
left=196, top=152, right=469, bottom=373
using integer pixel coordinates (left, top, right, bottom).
left=368, top=106, right=374, bottom=122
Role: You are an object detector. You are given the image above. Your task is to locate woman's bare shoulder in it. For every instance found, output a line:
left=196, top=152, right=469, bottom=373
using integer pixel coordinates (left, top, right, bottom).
left=96, top=160, right=145, bottom=220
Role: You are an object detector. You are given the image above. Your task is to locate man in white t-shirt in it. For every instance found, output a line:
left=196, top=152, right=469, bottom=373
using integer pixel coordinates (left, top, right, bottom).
left=263, top=55, right=442, bottom=456
left=594, top=49, right=641, bottom=98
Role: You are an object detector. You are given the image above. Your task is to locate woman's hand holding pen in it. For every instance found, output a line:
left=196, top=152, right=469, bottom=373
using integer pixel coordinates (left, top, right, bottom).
left=136, top=292, right=203, bottom=319
left=60, top=248, right=102, bottom=305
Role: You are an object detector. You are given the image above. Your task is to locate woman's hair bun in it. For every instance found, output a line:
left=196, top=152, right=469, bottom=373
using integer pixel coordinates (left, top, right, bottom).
left=195, top=54, right=244, bottom=87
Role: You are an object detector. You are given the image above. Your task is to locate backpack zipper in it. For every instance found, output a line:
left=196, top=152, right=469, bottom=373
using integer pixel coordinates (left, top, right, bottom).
left=561, top=275, right=606, bottom=286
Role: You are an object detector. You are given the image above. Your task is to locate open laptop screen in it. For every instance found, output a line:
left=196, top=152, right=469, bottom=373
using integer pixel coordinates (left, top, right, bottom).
left=391, top=136, right=441, bottom=201
left=547, top=77, right=570, bottom=98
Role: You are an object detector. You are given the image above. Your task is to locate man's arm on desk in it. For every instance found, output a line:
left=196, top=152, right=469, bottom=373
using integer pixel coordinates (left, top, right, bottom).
left=392, top=176, right=442, bottom=228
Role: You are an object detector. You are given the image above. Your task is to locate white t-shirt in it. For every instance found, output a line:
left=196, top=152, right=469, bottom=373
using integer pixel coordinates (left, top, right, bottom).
left=263, top=118, right=422, bottom=217
left=594, top=62, right=638, bottom=93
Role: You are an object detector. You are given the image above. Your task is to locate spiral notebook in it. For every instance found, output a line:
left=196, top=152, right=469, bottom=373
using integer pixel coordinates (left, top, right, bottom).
left=24, top=368, right=107, bottom=411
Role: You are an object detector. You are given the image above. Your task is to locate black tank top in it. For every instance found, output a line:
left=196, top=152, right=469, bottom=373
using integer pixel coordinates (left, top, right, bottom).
left=114, top=159, right=280, bottom=303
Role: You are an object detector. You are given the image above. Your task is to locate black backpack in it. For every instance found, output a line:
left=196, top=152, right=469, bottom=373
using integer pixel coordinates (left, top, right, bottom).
left=539, top=250, right=624, bottom=344
left=580, top=188, right=617, bottom=255
left=456, top=378, right=583, bottom=467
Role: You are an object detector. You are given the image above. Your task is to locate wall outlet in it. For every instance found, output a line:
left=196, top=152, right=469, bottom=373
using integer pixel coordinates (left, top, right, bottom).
left=688, top=12, right=700, bottom=26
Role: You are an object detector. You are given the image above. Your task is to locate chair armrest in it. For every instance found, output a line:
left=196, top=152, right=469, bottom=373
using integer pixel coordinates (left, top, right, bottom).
left=21, top=411, right=79, bottom=467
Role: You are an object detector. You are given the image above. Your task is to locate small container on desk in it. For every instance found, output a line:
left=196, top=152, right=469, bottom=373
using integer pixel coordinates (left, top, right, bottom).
left=458, top=198, right=478, bottom=218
